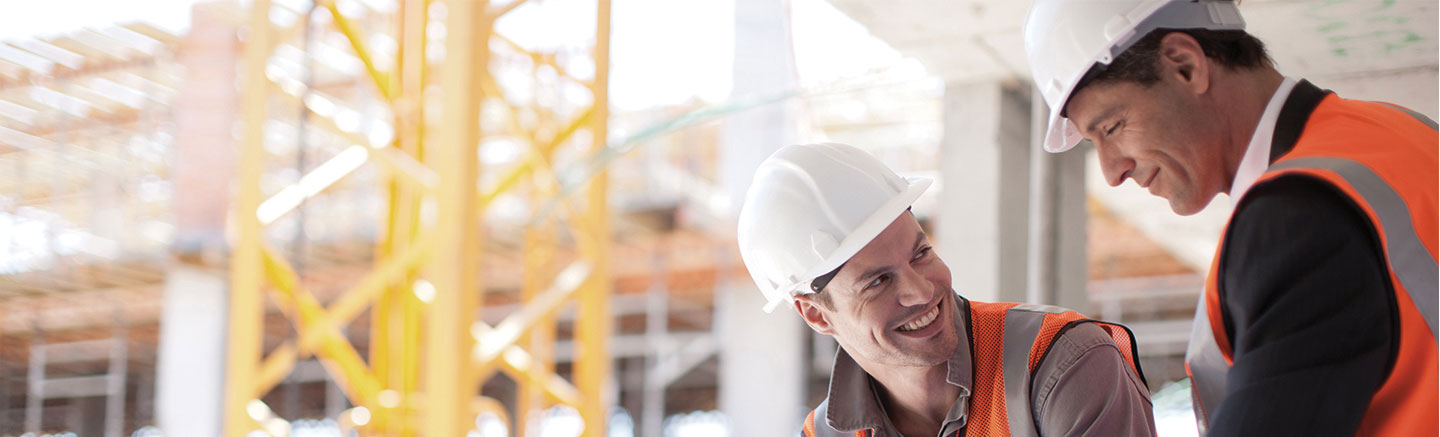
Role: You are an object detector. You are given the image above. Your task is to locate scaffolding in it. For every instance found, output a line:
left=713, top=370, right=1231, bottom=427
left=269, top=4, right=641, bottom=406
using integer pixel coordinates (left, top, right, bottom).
left=224, top=0, right=615, bottom=435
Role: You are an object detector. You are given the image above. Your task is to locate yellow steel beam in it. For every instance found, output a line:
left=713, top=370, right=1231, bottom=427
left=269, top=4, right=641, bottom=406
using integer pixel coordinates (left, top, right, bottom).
left=223, top=0, right=271, bottom=435
left=374, top=0, right=430, bottom=432
left=576, top=0, right=613, bottom=433
left=517, top=169, right=559, bottom=437
left=426, top=0, right=489, bottom=434
left=230, top=1, right=616, bottom=434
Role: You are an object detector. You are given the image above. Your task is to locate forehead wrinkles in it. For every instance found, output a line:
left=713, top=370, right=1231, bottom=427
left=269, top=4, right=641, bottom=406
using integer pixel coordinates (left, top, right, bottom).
left=1073, top=87, right=1133, bottom=136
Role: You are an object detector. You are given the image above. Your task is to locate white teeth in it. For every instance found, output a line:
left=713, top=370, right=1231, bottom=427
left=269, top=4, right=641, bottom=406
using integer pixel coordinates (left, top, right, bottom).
left=899, top=306, right=940, bottom=332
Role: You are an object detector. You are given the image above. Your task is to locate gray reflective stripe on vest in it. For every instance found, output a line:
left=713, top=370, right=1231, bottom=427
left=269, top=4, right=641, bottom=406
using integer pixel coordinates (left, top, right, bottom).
left=1188, top=154, right=1440, bottom=433
left=1269, top=157, right=1440, bottom=339
left=1184, top=294, right=1228, bottom=434
left=1377, top=102, right=1439, bottom=131
left=807, top=399, right=851, bottom=437
left=1002, top=305, right=1066, bottom=437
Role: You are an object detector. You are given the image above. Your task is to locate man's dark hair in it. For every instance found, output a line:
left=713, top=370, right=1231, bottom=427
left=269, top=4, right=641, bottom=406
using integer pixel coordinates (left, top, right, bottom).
left=1075, top=28, right=1272, bottom=93
left=810, top=288, right=834, bottom=310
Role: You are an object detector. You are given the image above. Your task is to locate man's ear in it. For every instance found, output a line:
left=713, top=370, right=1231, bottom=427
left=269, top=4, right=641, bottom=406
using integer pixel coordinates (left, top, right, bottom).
left=1158, top=32, right=1211, bottom=95
left=793, top=295, right=835, bottom=336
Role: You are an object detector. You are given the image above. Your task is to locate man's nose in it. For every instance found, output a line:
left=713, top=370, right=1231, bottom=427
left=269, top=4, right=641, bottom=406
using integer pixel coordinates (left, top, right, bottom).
left=894, top=267, right=934, bottom=307
left=1096, top=141, right=1135, bottom=187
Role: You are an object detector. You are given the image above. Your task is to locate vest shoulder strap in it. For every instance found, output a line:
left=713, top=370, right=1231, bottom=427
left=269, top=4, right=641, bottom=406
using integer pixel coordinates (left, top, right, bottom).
left=998, top=304, right=1071, bottom=437
left=1264, top=156, right=1440, bottom=340
left=970, top=303, right=1146, bottom=437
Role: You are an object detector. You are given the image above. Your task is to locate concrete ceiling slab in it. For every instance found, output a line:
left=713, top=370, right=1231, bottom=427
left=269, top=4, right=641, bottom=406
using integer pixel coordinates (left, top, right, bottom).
left=826, top=0, right=1437, bottom=101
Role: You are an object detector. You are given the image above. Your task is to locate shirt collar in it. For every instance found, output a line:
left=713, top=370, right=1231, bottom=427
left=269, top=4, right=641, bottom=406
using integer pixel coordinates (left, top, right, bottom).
left=822, top=294, right=973, bottom=432
left=1230, top=77, right=1298, bottom=200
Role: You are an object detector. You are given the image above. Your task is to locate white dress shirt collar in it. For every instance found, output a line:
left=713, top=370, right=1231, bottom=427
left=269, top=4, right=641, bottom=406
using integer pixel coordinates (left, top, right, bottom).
left=1230, top=77, right=1299, bottom=201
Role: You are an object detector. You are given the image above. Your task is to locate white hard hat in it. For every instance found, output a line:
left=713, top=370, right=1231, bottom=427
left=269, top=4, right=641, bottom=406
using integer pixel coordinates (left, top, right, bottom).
left=736, top=143, right=931, bottom=313
left=1023, top=0, right=1245, bottom=153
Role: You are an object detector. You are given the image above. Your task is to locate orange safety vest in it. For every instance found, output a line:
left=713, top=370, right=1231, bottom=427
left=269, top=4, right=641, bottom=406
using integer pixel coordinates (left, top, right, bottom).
left=803, top=300, right=1144, bottom=437
left=1186, top=94, right=1439, bottom=435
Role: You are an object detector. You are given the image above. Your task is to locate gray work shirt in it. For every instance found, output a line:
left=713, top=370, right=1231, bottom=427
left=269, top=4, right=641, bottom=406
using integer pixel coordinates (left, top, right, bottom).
left=816, top=301, right=1157, bottom=436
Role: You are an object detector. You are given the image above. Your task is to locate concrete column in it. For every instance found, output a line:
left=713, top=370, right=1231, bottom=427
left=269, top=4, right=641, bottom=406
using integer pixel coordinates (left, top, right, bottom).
left=935, top=81, right=1033, bottom=304
left=718, top=0, right=797, bottom=209
left=1025, top=93, right=1090, bottom=311
left=155, top=267, right=227, bottom=436
left=171, top=2, right=238, bottom=263
left=718, top=282, right=806, bottom=437
left=718, top=0, right=806, bottom=434
left=157, top=5, right=237, bottom=435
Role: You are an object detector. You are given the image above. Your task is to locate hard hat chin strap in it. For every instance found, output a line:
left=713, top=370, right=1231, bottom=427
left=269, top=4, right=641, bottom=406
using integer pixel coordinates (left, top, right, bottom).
left=810, top=263, right=845, bottom=293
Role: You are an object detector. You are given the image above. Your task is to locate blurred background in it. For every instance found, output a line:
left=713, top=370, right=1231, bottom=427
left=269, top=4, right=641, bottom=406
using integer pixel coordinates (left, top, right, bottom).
left=0, top=0, right=1433, bottom=436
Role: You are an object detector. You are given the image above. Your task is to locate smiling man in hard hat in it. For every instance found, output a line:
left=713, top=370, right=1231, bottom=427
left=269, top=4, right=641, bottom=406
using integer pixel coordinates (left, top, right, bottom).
left=737, top=142, right=1156, bottom=436
left=1022, top=0, right=1438, bottom=435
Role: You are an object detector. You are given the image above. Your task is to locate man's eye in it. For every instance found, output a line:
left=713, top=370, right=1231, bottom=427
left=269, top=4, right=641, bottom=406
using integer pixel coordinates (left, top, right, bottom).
left=913, top=247, right=931, bottom=261
left=867, top=275, right=889, bottom=289
left=1104, top=121, right=1122, bottom=137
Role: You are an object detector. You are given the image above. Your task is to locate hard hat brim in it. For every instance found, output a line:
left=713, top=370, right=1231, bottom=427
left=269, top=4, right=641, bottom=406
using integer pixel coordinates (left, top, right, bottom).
left=763, top=176, right=933, bottom=313
left=1043, top=106, right=1084, bottom=153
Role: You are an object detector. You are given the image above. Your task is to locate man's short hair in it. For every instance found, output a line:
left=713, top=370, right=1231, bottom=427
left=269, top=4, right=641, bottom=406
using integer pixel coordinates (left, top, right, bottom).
left=1075, top=29, right=1272, bottom=93
left=810, top=289, right=834, bottom=310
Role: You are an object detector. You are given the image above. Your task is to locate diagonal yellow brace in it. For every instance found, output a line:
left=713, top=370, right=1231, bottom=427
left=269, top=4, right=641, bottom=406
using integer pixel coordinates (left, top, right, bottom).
left=494, top=33, right=585, bottom=85
left=316, top=0, right=394, bottom=100
left=468, top=321, right=581, bottom=408
left=262, top=235, right=433, bottom=354
left=472, top=261, right=590, bottom=369
left=370, top=146, right=440, bottom=191
left=253, top=343, right=299, bottom=398
left=257, top=145, right=370, bottom=225
left=495, top=345, right=583, bottom=407
left=323, top=232, right=435, bottom=336
left=478, top=72, right=540, bottom=141
left=268, top=79, right=439, bottom=191
left=477, top=106, right=594, bottom=211
left=258, top=246, right=386, bottom=407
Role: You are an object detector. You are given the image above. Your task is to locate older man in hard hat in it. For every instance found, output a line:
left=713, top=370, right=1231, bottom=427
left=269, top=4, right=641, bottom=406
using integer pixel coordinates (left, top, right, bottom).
left=737, top=142, right=1156, bottom=436
left=1023, top=0, right=1438, bottom=435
